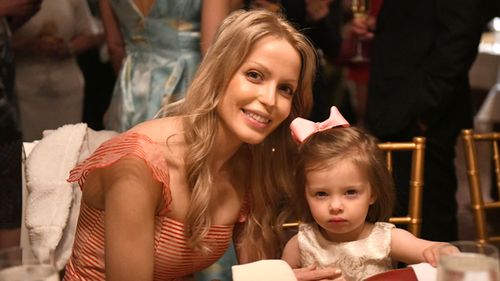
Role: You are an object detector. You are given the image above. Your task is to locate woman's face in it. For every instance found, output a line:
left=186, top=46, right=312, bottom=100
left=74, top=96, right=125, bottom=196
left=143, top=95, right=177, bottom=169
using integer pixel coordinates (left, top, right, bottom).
left=216, top=35, right=301, bottom=145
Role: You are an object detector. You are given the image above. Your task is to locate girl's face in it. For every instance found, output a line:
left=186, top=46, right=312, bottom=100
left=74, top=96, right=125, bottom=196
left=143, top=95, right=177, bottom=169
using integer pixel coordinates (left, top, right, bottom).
left=216, top=35, right=301, bottom=145
left=305, top=159, right=376, bottom=243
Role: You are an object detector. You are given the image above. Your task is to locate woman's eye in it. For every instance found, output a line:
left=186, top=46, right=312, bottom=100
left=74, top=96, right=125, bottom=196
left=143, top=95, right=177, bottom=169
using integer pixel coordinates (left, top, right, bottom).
left=246, top=71, right=262, bottom=81
left=278, top=84, right=294, bottom=96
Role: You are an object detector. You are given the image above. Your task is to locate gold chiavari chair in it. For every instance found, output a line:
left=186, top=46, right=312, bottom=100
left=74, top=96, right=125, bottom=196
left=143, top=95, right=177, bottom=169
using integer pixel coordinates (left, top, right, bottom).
left=461, top=129, right=500, bottom=245
left=284, top=137, right=426, bottom=238
left=380, top=137, right=426, bottom=237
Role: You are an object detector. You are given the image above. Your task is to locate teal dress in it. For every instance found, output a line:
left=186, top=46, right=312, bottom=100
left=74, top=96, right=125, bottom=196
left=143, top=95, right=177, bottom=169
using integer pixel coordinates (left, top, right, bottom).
left=105, top=0, right=202, bottom=132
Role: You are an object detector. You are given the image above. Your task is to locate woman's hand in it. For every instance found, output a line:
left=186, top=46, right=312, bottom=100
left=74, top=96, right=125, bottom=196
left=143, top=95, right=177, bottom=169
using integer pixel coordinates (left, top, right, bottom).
left=293, top=264, right=345, bottom=281
left=0, top=0, right=39, bottom=17
left=33, top=36, right=71, bottom=58
left=422, top=242, right=459, bottom=267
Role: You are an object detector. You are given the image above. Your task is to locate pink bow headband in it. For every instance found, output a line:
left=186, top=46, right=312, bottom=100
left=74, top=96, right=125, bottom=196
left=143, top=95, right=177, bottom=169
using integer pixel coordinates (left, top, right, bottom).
left=290, top=106, right=350, bottom=144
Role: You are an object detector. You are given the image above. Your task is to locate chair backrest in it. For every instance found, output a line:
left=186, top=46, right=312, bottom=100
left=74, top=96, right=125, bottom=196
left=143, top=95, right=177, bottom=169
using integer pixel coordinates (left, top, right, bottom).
left=380, top=137, right=426, bottom=237
left=283, top=137, right=426, bottom=238
left=461, top=129, right=500, bottom=245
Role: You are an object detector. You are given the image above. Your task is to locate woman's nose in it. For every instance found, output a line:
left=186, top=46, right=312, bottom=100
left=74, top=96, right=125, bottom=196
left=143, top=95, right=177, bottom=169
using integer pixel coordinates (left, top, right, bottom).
left=257, top=84, right=277, bottom=107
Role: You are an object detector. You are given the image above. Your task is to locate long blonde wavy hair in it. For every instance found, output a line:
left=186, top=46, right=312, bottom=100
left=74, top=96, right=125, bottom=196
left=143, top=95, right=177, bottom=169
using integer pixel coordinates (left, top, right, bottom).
left=161, top=9, right=317, bottom=260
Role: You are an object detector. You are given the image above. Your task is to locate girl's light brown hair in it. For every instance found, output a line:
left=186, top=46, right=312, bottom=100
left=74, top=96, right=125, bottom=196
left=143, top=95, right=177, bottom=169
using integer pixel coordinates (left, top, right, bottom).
left=162, top=9, right=317, bottom=260
left=295, top=127, right=395, bottom=224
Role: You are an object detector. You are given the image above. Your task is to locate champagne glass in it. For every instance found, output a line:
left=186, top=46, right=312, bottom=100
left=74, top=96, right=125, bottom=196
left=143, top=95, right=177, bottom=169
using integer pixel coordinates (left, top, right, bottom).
left=0, top=247, right=59, bottom=281
left=437, top=241, right=500, bottom=281
left=351, top=0, right=370, bottom=62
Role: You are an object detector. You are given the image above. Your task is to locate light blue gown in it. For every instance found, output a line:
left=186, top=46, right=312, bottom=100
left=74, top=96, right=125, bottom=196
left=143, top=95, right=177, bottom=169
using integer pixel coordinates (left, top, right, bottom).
left=104, top=0, right=202, bottom=132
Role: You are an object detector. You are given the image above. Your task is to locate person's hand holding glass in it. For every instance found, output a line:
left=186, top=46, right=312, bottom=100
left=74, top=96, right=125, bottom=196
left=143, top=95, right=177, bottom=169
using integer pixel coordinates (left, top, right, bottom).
left=350, top=0, right=374, bottom=62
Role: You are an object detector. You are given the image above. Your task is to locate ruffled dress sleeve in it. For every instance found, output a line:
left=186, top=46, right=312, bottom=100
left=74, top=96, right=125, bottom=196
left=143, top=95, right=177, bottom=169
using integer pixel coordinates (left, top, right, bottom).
left=67, top=132, right=172, bottom=214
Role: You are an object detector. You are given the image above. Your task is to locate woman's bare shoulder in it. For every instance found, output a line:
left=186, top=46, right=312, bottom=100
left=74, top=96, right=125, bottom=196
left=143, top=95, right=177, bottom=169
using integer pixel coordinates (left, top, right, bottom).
left=130, top=117, right=184, bottom=143
left=130, top=117, right=187, bottom=169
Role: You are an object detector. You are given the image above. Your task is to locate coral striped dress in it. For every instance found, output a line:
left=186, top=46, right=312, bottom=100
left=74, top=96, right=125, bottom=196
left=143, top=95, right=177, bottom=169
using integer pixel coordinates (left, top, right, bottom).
left=64, top=132, right=242, bottom=280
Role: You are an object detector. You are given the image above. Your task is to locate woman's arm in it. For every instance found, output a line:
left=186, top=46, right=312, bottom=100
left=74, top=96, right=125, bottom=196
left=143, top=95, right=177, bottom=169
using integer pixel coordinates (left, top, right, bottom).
left=0, top=0, right=42, bottom=31
left=101, top=157, right=164, bottom=281
left=390, top=228, right=450, bottom=267
left=99, top=0, right=124, bottom=73
left=65, top=0, right=102, bottom=56
left=66, top=32, right=101, bottom=57
left=200, top=0, right=242, bottom=55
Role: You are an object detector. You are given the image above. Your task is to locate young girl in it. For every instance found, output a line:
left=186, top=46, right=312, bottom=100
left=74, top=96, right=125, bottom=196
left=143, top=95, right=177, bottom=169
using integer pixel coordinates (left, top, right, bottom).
left=63, top=9, right=341, bottom=281
left=282, top=108, right=450, bottom=281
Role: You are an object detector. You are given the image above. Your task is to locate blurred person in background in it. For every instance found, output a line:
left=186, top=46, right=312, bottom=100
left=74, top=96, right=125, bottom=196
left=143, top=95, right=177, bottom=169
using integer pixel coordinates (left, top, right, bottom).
left=79, top=0, right=115, bottom=131
left=356, top=0, right=491, bottom=242
left=0, top=0, right=42, bottom=249
left=12, top=0, right=98, bottom=141
left=100, top=0, right=202, bottom=132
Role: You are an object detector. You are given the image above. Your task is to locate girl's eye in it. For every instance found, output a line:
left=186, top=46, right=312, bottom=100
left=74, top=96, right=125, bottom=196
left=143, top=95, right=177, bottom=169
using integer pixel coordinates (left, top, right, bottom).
left=345, top=189, right=359, bottom=197
left=246, top=70, right=262, bottom=81
left=315, top=191, right=328, bottom=198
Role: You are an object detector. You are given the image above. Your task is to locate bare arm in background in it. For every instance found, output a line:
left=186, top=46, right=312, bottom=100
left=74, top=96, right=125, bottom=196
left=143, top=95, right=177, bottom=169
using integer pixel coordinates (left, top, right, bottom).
left=0, top=0, right=42, bottom=31
left=200, top=0, right=242, bottom=55
left=99, top=0, right=124, bottom=74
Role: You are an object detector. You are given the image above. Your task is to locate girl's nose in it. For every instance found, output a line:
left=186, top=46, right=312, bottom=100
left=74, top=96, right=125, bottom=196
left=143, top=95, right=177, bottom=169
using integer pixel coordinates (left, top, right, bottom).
left=328, top=198, right=343, bottom=213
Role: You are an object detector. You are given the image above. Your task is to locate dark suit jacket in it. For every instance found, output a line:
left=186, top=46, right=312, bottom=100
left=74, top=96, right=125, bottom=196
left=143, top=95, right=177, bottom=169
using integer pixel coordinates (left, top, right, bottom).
left=366, top=0, right=486, bottom=139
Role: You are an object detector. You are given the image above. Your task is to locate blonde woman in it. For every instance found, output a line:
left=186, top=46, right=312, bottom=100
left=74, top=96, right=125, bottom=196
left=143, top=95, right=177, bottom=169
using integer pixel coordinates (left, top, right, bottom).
left=64, top=10, right=341, bottom=281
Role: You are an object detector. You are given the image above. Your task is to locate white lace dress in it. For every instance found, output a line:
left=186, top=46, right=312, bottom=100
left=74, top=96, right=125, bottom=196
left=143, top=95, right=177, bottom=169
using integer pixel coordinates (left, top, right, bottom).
left=299, top=222, right=394, bottom=281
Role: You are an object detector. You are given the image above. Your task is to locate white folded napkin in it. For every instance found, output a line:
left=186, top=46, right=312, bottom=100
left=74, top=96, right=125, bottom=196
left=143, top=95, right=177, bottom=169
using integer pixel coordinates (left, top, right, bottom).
left=408, top=262, right=437, bottom=281
left=232, top=260, right=297, bottom=281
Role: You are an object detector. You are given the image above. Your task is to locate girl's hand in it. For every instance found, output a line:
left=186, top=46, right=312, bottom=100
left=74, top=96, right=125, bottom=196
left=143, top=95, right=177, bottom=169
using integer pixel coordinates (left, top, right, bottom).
left=422, top=242, right=459, bottom=267
left=293, top=264, right=344, bottom=281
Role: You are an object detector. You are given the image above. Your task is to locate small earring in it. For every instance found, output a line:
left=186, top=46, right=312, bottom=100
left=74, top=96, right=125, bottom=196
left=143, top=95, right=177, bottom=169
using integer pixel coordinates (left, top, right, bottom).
left=271, top=147, right=276, bottom=153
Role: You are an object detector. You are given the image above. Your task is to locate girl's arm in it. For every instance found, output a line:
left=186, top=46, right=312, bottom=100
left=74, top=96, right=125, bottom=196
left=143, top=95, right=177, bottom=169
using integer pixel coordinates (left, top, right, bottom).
left=98, top=0, right=124, bottom=74
left=282, top=235, right=343, bottom=281
left=390, top=228, right=450, bottom=267
left=101, top=157, right=164, bottom=281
